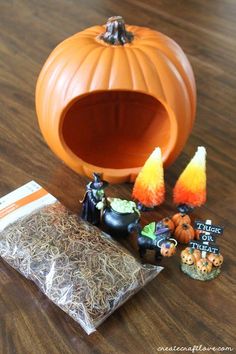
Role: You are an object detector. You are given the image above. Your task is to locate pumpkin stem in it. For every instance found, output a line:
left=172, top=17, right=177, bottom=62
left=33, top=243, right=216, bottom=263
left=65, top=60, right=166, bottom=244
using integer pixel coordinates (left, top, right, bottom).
left=99, top=16, right=134, bottom=45
left=182, top=223, right=189, bottom=229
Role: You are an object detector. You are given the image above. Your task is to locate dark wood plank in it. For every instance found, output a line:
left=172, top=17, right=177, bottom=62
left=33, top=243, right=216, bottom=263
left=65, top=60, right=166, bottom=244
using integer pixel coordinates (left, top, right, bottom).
left=0, top=1, right=236, bottom=353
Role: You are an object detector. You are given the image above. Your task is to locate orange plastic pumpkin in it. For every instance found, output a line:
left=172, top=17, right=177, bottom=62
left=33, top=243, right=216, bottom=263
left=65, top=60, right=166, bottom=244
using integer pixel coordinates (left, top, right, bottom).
left=36, top=16, right=196, bottom=183
left=172, top=213, right=191, bottom=227
left=174, top=223, right=194, bottom=243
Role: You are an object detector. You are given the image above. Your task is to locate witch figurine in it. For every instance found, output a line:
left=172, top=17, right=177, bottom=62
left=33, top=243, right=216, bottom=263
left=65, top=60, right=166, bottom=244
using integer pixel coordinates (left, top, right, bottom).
left=80, top=173, right=108, bottom=226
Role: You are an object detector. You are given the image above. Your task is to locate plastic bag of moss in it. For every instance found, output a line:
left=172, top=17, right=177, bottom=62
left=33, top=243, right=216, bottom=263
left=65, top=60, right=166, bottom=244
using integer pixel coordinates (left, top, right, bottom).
left=0, top=181, right=163, bottom=334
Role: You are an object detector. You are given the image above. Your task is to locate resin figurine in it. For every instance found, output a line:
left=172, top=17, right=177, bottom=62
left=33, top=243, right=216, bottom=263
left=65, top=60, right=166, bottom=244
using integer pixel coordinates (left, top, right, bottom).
left=132, top=147, right=165, bottom=211
left=131, top=221, right=177, bottom=261
left=173, top=146, right=207, bottom=214
left=81, top=173, right=108, bottom=226
left=180, top=219, right=224, bottom=281
left=102, top=198, right=140, bottom=237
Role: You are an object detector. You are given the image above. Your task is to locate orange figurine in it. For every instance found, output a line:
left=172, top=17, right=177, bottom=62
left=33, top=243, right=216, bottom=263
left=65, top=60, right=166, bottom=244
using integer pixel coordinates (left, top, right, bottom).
left=173, top=146, right=207, bottom=213
left=132, top=147, right=165, bottom=210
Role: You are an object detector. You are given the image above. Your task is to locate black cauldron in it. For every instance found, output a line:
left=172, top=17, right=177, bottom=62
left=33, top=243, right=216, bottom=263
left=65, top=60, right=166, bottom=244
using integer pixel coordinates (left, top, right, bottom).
left=102, top=206, right=140, bottom=237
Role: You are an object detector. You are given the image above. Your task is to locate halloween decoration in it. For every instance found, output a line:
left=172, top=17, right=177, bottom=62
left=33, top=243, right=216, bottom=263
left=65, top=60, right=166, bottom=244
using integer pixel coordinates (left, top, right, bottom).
left=174, top=223, right=195, bottom=244
left=133, top=221, right=177, bottom=261
left=180, top=219, right=224, bottom=281
left=181, top=247, right=201, bottom=265
left=161, top=217, right=175, bottom=233
left=102, top=198, right=140, bottom=237
left=160, top=241, right=176, bottom=257
left=173, top=146, right=207, bottom=214
left=207, top=253, right=223, bottom=267
left=0, top=181, right=163, bottom=335
left=172, top=212, right=191, bottom=227
left=81, top=173, right=108, bottom=226
left=196, top=259, right=212, bottom=274
left=36, top=16, right=196, bottom=183
left=132, top=147, right=165, bottom=210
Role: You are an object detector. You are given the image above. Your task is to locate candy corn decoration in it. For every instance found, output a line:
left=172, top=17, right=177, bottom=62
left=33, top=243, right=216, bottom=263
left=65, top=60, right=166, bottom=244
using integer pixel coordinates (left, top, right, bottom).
left=173, top=146, right=207, bottom=207
left=132, top=147, right=165, bottom=208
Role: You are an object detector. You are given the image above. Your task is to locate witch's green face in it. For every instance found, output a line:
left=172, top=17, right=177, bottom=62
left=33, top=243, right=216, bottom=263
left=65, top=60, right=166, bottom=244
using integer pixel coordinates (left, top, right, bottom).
left=94, top=189, right=104, bottom=199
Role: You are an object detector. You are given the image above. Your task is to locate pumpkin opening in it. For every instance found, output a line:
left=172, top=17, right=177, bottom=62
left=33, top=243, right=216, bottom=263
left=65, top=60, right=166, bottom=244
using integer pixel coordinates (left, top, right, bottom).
left=61, top=90, right=171, bottom=169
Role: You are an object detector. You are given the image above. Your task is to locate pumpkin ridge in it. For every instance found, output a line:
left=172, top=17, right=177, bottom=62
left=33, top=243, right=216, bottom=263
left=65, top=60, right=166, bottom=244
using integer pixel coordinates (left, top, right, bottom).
left=101, top=47, right=113, bottom=90
left=37, top=42, right=98, bottom=118
left=122, top=47, right=134, bottom=90
left=62, top=44, right=100, bottom=101
left=88, top=47, right=113, bottom=90
left=135, top=46, right=166, bottom=100
left=85, top=47, right=111, bottom=92
left=36, top=43, right=73, bottom=109
left=124, top=48, right=149, bottom=91
left=131, top=48, right=149, bottom=93
left=43, top=59, right=72, bottom=130
left=141, top=44, right=189, bottom=95
left=137, top=46, right=191, bottom=151
left=70, top=47, right=105, bottom=96
left=141, top=42, right=195, bottom=122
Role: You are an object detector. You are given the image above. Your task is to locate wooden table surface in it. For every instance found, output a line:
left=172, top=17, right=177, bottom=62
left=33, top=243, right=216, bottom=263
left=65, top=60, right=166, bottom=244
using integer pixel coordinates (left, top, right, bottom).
left=1, top=1, right=236, bottom=353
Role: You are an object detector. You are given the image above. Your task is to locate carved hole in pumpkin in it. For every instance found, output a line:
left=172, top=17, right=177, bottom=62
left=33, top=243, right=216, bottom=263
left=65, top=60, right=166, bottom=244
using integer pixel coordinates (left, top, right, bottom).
left=61, top=91, right=171, bottom=169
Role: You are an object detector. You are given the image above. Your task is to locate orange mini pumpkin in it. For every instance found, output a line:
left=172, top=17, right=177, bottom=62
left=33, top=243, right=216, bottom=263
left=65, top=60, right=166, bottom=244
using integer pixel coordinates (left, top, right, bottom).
left=172, top=213, right=191, bottom=227
left=181, top=247, right=201, bottom=265
left=36, top=16, right=196, bottom=183
left=196, top=259, right=212, bottom=273
left=174, top=223, right=194, bottom=243
left=161, top=217, right=175, bottom=233
left=160, top=241, right=176, bottom=257
left=207, top=253, right=223, bottom=267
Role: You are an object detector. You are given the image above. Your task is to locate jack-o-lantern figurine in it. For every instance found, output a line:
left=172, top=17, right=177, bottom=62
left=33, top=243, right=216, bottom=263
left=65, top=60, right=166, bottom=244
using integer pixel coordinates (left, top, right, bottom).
left=180, top=219, right=224, bottom=281
left=196, top=259, right=212, bottom=274
left=207, top=253, right=224, bottom=267
left=181, top=247, right=201, bottom=265
left=161, top=241, right=176, bottom=257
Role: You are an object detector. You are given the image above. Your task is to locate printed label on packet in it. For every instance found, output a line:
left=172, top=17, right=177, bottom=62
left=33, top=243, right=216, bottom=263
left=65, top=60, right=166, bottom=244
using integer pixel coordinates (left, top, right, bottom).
left=0, top=181, right=57, bottom=232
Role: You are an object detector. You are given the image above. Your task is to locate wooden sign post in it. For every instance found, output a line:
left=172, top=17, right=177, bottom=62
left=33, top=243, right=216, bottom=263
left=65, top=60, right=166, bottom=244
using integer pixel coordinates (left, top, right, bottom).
left=201, top=219, right=211, bottom=258
left=189, top=220, right=223, bottom=258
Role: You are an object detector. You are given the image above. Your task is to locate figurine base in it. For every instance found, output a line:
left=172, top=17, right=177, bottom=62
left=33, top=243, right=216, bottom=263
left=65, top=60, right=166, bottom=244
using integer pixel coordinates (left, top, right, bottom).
left=180, top=263, right=221, bottom=281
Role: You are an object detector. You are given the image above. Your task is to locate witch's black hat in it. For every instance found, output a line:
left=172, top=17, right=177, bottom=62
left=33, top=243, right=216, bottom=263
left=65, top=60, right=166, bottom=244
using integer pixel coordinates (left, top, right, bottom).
left=90, top=173, right=108, bottom=190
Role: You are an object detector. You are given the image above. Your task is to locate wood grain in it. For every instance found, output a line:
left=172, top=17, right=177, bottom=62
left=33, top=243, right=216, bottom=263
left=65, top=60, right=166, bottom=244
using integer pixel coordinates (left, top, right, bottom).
left=0, top=1, right=236, bottom=353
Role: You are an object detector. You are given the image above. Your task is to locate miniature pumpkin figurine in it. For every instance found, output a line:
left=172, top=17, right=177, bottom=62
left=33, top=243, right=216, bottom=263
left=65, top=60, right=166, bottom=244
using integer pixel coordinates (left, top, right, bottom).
left=172, top=213, right=191, bottom=227
left=181, top=247, right=201, bottom=265
left=196, top=259, right=212, bottom=274
left=160, top=241, right=176, bottom=257
left=174, top=223, right=194, bottom=243
left=161, top=217, right=175, bottom=233
left=207, top=253, right=224, bottom=267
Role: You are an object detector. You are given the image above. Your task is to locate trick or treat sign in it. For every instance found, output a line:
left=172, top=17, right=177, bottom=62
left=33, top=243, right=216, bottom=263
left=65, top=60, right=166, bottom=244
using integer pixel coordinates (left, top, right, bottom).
left=189, top=220, right=224, bottom=258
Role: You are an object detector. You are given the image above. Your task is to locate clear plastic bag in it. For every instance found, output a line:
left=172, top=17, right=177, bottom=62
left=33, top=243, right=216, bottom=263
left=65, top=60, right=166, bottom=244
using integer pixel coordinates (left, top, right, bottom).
left=0, top=201, right=162, bottom=334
